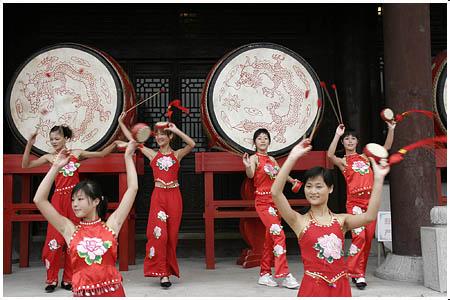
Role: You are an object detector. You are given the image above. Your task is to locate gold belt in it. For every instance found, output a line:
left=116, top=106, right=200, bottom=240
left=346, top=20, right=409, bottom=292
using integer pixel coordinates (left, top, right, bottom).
left=305, top=270, right=347, bottom=287
left=155, top=180, right=179, bottom=189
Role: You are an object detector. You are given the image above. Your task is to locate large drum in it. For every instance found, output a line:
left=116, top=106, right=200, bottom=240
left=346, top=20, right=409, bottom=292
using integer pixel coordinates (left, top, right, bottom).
left=5, top=43, right=136, bottom=155
left=432, top=50, right=447, bottom=134
left=201, top=43, right=323, bottom=157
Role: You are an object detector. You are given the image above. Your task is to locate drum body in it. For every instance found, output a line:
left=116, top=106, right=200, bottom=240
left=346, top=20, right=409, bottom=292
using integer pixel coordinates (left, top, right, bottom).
left=201, top=43, right=323, bottom=157
left=432, top=50, right=446, bottom=134
left=5, top=43, right=136, bottom=155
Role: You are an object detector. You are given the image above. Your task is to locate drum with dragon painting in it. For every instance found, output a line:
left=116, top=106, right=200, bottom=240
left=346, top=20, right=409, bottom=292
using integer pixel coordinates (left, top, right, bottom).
left=432, top=50, right=446, bottom=134
left=201, top=43, right=323, bottom=157
left=5, top=43, right=136, bottom=155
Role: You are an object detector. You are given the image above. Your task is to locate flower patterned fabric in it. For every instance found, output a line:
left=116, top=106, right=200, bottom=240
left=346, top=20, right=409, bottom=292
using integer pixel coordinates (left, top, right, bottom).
left=150, top=151, right=179, bottom=184
left=343, top=153, right=374, bottom=196
left=253, top=153, right=278, bottom=194
left=69, top=220, right=123, bottom=297
left=297, top=212, right=350, bottom=296
left=59, top=161, right=81, bottom=177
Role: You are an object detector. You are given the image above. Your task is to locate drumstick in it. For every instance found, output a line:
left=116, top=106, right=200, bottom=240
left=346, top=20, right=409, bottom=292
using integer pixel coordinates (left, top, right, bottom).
left=320, top=82, right=341, bottom=124
left=124, top=88, right=166, bottom=114
left=331, top=84, right=343, bottom=124
left=308, top=98, right=322, bottom=140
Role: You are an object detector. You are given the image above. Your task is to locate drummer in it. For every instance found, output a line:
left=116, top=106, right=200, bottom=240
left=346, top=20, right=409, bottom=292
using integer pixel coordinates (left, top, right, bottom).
left=242, top=128, right=300, bottom=289
left=326, top=121, right=395, bottom=290
left=21, top=125, right=124, bottom=293
left=118, top=112, right=195, bottom=288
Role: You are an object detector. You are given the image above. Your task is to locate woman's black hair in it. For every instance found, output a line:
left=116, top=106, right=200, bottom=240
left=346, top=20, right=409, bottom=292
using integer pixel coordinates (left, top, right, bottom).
left=340, top=129, right=359, bottom=143
left=253, top=128, right=271, bottom=144
left=303, top=166, right=334, bottom=188
left=71, top=180, right=108, bottom=220
left=50, top=125, right=73, bottom=140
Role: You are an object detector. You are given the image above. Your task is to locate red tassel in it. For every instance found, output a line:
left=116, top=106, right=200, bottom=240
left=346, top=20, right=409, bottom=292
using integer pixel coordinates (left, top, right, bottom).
left=388, top=153, right=405, bottom=165
left=388, top=136, right=447, bottom=165
left=331, top=83, right=337, bottom=90
left=166, top=99, right=189, bottom=121
left=394, top=110, right=436, bottom=122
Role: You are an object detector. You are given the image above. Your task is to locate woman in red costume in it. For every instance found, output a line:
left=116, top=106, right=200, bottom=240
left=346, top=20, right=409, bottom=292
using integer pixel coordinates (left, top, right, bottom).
left=118, top=113, right=195, bottom=288
left=271, top=139, right=390, bottom=297
left=327, top=122, right=395, bottom=289
left=32, top=140, right=138, bottom=297
left=242, top=128, right=300, bottom=289
left=22, top=125, right=122, bottom=293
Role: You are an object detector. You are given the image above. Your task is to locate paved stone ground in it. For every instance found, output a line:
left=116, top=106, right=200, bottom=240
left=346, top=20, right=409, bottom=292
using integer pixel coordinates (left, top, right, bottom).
left=3, top=256, right=446, bottom=297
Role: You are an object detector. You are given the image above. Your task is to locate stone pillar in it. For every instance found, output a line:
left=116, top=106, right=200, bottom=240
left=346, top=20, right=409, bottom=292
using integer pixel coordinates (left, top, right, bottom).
left=375, top=4, right=438, bottom=282
left=420, top=206, right=447, bottom=292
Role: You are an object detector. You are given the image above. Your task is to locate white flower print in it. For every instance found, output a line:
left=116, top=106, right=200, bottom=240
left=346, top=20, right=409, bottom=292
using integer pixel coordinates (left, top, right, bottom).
left=48, top=239, right=60, bottom=251
left=76, top=237, right=112, bottom=265
left=153, top=226, right=162, bottom=239
left=352, top=206, right=363, bottom=215
left=348, top=244, right=360, bottom=256
left=59, top=161, right=80, bottom=177
left=268, top=206, right=278, bottom=217
left=352, top=160, right=370, bottom=175
left=269, top=224, right=283, bottom=236
left=313, top=233, right=344, bottom=263
left=352, top=226, right=365, bottom=235
left=149, top=246, right=155, bottom=259
left=45, top=259, right=50, bottom=270
left=263, top=164, right=279, bottom=180
left=157, top=211, right=168, bottom=222
left=273, top=244, right=286, bottom=257
left=156, top=156, right=175, bottom=171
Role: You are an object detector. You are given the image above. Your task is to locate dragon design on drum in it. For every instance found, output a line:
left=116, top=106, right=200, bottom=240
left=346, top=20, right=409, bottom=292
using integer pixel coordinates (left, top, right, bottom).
left=220, top=54, right=312, bottom=144
left=16, top=55, right=112, bottom=144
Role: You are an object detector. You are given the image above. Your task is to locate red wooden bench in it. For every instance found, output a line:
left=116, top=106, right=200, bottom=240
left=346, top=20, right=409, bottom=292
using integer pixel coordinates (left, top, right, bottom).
left=3, top=153, right=144, bottom=274
left=195, top=151, right=332, bottom=269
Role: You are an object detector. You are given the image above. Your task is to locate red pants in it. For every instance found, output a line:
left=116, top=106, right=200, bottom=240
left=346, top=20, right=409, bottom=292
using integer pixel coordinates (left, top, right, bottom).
left=144, top=187, right=182, bottom=278
left=255, top=194, right=290, bottom=278
left=42, top=191, right=79, bottom=284
left=346, top=196, right=376, bottom=278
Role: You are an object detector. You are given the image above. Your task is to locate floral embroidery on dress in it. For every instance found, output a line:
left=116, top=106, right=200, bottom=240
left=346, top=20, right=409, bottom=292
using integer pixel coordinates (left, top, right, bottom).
left=156, top=156, right=175, bottom=171
left=149, top=246, right=155, bottom=259
left=273, top=244, right=286, bottom=257
left=153, top=226, right=162, bottom=239
left=263, top=164, right=279, bottom=180
left=268, top=206, right=278, bottom=217
left=352, top=226, right=365, bottom=235
left=48, top=239, right=61, bottom=251
left=269, top=224, right=283, bottom=235
left=76, top=237, right=112, bottom=265
left=157, top=211, right=168, bottom=222
left=313, top=233, right=344, bottom=263
left=59, top=161, right=80, bottom=177
left=348, top=243, right=360, bottom=256
left=352, top=206, right=363, bottom=215
left=45, top=259, right=50, bottom=270
left=352, top=160, right=370, bottom=175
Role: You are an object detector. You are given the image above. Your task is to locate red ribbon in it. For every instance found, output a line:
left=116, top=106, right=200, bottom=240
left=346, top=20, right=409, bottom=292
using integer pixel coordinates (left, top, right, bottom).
left=166, top=99, right=190, bottom=121
left=388, top=136, right=447, bottom=165
left=394, top=110, right=436, bottom=123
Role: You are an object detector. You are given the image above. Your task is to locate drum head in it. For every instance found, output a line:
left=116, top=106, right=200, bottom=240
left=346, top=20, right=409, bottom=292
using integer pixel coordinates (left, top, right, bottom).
left=5, top=43, right=132, bottom=155
left=202, top=43, right=323, bottom=157
left=432, top=51, right=447, bottom=133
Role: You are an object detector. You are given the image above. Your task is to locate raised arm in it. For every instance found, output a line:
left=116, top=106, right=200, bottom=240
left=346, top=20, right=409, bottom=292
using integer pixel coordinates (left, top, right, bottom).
left=242, top=153, right=256, bottom=178
left=343, top=157, right=390, bottom=231
left=271, top=139, right=312, bottom=235
left=327, top=124, right=346, bottom=171
left=33, top=150, right=76, bottom=241
left=169, top=123, right=196, bottom=160
left=118, top=112, right=134, bottom=142
left=383, top=121, right=396, bottom=151
left=106, top=141, right=139, bottom=234
left=22, top=131, right=51, bottom=168
left=77, top=140, right=120, bottom=160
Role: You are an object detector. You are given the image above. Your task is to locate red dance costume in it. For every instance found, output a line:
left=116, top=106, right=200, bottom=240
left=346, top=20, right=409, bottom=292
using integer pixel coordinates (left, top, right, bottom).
left=253, top=153, right=291, bottom=278
left=144, top=151, right=182, bottom=278
left=42, top=155, right=80, bottom=285
left=298, top=212, right=351, bottom=297
left=342, top=153, right=376, bottom=279
left=69, top=219, right=125, bottom=297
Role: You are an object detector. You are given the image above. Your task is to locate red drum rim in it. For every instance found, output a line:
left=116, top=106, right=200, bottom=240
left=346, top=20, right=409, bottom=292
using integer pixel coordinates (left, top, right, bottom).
left=5, top=43, right=134, bottom=155
left=202, top=42, right=323, bottom=157
left=432, top=51, right=446, bottom=133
